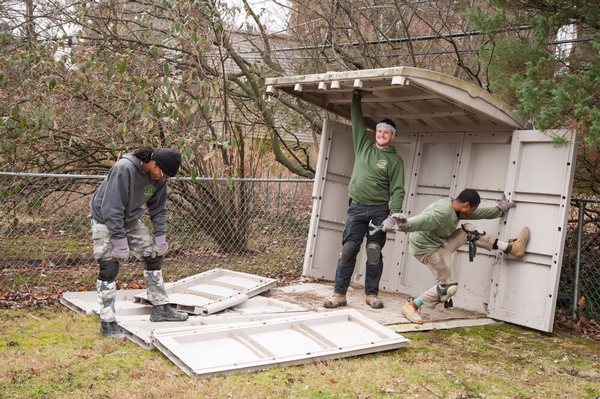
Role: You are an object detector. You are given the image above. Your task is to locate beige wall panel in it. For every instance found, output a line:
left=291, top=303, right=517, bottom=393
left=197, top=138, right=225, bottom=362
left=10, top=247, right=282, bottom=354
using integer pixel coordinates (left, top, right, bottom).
left=463, top=142, right=511, bottom=191
left=489, top=129, right=577, bottom=332
left=514, top=140, right=573, bottom=196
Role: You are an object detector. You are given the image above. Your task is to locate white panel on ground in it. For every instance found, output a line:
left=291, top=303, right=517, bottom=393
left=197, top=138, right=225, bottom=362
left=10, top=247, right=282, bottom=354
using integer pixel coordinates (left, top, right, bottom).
left=60, top=289, right=146, bottom=316
left=120, top=309, right=313, bottom=349
left=488, top=130, right=577, bottom=332
left=152, top=309, right=409, bottom=377
left=230, top=295, right=306, bottom=314
left=134, top=269, right=277, bottom=315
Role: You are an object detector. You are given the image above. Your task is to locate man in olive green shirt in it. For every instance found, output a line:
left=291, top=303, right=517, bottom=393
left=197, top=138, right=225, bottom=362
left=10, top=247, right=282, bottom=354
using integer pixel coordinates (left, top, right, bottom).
left=395, top=189, right=530, bottom=324
left=324, top=89, right=405, bottom=310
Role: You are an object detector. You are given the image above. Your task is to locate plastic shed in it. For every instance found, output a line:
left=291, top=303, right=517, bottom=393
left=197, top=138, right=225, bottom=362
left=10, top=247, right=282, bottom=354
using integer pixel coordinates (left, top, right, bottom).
left=265, top=67, right=577, bottom=332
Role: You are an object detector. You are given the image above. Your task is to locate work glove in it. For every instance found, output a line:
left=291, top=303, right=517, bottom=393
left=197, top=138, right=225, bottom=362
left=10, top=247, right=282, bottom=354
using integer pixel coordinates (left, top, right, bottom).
left=381, top=215, right=397, bottom=232
left=496, top=200, right=515, bottom=215
left=391, top=213, right=410, bottom=232
left=110, top=237, right=130, bottom=260
left=153, top=234, right=169, bottom=256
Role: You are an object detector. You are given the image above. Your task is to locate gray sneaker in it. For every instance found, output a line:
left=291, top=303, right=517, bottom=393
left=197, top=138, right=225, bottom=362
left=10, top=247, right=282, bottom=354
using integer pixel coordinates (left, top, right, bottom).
left=150, top=304, right=189, bottom=322
left=323, top=293, right=347, bottom=309
left=100, top=321, right=126, bottom=339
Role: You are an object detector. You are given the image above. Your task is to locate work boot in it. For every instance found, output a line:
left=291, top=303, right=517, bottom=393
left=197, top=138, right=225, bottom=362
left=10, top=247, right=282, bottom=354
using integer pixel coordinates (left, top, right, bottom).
left=507, top=227, right=530, bottom=258
left=366, top=295, right=384, bottom=309
left=323, top=293, right=347, bottom=309
left=150, top=304, right=189, bottom=322
left=401, top=298, right=423, bottom=324
left=100, top=321, right=126, bottom=339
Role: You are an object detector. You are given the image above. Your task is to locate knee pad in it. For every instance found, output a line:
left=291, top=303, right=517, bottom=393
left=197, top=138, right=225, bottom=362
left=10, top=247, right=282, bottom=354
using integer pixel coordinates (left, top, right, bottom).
left=98, top=260, right=119, bottom=282
left=143, top=256, right=163, bottom=271
left=437, top=283, right=458, bottom=303
left=462, top=223, right=476, bottom=233
left=341, top=241, right=360, bottom=261
left=366, top=242, right=381, bottom=267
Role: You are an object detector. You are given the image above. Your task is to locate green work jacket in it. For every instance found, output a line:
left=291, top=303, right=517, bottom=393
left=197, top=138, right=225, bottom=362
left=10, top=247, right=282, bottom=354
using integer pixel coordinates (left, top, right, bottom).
left=347, top=93, right=405, bottom=213
left=407, top=197, right=502, bottom=255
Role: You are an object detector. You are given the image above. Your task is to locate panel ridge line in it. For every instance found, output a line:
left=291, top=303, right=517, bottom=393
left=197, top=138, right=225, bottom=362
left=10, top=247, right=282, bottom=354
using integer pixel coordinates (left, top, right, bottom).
left=232, top=333, right=274, bottom=359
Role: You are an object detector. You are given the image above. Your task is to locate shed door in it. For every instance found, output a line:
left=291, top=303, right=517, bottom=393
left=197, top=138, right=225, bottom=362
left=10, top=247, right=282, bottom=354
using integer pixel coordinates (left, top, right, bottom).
left=302, top=120, right=352, bottom=280
left=489, top=129, right=576, bottom=332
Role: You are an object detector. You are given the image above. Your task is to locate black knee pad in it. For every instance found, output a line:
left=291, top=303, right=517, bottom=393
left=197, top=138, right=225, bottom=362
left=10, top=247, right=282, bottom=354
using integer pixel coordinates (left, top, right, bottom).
left=143, top=256, right=163, bottom=271
left=98, top=260, right=119, bottom=282
left=341, top=241, right=360, bottom=262
left=366, top=242, right=381, bottom=267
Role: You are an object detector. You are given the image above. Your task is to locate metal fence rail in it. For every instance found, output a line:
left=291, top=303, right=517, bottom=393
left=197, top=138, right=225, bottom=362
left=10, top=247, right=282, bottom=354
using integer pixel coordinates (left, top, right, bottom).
left=0, top=172, right=313, bottom=307
left=1, top=172, right=598, bottom=325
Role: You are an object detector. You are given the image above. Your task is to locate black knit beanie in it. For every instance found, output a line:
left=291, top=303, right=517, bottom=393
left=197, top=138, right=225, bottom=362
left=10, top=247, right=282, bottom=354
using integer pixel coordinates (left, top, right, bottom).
left=153, top=148, right=181, bottom=177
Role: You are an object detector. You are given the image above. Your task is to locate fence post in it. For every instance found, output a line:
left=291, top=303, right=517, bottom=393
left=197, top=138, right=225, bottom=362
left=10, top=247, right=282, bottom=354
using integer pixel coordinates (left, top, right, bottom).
left=572, top=199, right=585, bottom=324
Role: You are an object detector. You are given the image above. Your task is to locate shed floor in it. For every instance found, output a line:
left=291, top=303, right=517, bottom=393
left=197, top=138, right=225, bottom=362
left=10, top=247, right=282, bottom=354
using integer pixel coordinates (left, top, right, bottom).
left=266, top=280, right=497, bottom=332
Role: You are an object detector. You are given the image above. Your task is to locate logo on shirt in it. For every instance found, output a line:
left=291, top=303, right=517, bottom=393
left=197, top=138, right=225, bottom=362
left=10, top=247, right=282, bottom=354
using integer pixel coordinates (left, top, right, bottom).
left=377, top=159, right=388, bottom=169
left=144, top=185, right=155, bottom=198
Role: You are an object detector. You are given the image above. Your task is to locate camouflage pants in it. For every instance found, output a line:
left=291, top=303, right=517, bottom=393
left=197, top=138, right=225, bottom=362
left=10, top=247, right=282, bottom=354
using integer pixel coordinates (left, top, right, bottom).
left=91, top=219, right=154, bottom=261
left=91, top=219, right=169, bottom=322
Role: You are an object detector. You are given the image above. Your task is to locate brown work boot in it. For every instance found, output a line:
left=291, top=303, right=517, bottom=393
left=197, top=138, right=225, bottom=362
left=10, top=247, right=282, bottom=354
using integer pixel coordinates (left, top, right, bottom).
left=507, top=227, right=530, bottom=258
left=401, top=298, right=423, bottom=324
left=323, top=293, right=347, bottom=309
left=366, top=295, right=384, bottom=309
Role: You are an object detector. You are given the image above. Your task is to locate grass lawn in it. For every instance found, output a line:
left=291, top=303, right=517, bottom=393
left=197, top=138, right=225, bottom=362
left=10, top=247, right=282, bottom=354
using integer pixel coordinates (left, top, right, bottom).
left=1, top=306, right=598, bottom=399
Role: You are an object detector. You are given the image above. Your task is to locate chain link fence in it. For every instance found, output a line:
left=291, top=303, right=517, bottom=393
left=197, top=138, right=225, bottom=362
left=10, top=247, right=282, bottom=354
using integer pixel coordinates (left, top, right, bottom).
left=0, top=172, right=312, bottom=308
left=1, top=172, right=598, bottom=327
left=557, top=198, right=600, bottom=322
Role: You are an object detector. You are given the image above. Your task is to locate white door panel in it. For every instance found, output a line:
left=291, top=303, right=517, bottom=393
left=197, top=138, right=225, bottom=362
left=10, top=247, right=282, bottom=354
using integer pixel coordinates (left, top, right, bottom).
left=398, top=254, right=436, bottom=298
left=306, top=224, right=343, bottom=279
left=417, top=141, right=460, bottom=190
left=461, top=142, right=511, bottom=192
left=320, top=181, right=352, bottom=224
left=489, top=129, right=576, bottom=332
left=303, top=120, right=346, bottom=276
left=452, top=252, right=495, bottom=313
left=395, top=133, right=463, bottom=292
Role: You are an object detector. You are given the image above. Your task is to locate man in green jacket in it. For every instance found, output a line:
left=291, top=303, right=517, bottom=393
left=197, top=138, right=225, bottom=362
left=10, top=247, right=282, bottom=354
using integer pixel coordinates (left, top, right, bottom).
left=395, top=188, right=529, bottom=324
left=324, top=89, right=405, bottom=310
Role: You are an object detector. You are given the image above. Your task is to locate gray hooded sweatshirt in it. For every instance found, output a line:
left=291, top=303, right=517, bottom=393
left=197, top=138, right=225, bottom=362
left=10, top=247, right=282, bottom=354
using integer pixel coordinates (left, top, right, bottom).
left=90, top=154, right=168, bottom=239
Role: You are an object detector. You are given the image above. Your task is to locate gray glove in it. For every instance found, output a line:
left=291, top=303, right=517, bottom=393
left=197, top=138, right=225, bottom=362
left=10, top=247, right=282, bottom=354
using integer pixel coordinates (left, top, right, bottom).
left=153, top=234, right=169, bottom=256
left=110, top=237, right=129, bottom=260
left=391, top=213, right=409, bottom=232
left=496, top=200, right=515, bottom=215
left=381, top=216, right=397, bottom=232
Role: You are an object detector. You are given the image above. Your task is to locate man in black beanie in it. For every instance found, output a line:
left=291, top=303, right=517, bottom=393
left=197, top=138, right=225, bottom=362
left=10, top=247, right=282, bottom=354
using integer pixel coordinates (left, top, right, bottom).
left=152, top=148, right=181, bottom=178
left=90, top=147, right=188, bottom=339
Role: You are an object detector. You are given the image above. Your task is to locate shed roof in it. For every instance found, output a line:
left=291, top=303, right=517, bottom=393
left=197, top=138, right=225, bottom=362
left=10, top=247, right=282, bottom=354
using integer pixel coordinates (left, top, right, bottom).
left=265, top=67, right=527, bottom=133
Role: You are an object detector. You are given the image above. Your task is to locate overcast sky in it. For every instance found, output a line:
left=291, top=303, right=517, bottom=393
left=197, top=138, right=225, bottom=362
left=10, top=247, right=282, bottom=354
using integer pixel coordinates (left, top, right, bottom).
left=225, top=0, right=291, bottom=34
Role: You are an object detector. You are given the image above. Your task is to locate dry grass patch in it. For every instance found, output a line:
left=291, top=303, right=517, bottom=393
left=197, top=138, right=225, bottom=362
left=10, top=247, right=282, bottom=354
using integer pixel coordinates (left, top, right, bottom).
left=1, top=307, right=599, bottom=399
